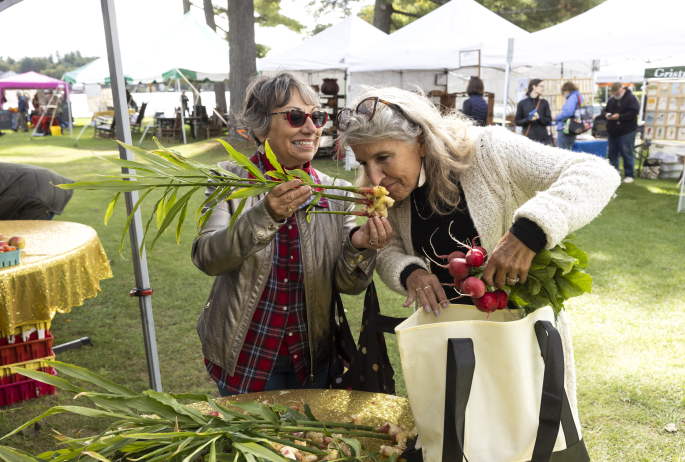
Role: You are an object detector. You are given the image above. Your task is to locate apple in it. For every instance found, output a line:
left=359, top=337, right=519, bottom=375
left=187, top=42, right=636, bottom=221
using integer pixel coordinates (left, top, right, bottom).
left=8, top=236, right=25, bottom=250
left=0, top=235, right=7, bottom=242
left=0, top=241, right=7, bottom=248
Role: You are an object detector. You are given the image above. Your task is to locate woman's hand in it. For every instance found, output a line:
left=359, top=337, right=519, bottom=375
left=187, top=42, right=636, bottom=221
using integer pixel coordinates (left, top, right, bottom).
left=264, top=179, right=312, bottom=222
left=403, top=268, right=449, bottom=317
left=531, top=112, right=540, bottom=121
left=351, top=216, right=393, bottom=250
left=483, top=231, right=536, bottom=289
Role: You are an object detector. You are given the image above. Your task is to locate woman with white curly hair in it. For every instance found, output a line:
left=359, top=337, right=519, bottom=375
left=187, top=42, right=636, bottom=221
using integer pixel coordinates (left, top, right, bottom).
left=336, top=85, right=621, bottom=412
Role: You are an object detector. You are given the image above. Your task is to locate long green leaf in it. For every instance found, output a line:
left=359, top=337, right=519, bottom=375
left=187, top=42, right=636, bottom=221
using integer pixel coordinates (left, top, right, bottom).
left=175, top=201, right=189, bottom=246
left=227, top=185, right=271, bottom=200
left=265, top=171, right=289, bottom=182
left=263, top=140, right=284, bottom=174
left=8, top=367, right=85, bottom=394
left=228, top=198, right=247, bottom=239
left=46, top=361, right=137, bottom=397
left=287, top=169, right=315, bottom=185
left=0, top=446, right=42, bottom=462
left=116, top=141, right=187, bottom=173
left=149, top=187, right=201, bottom=253
left=165, top=187, right=179, bottom=217
left=104, top=193, right=121, bottom=225
left=119, top=188, right=154, bottom=256
left=196, top=186, right=223, bottom=224
left=233, top=443, right=285, bottom=462
left=139, top=189, right=172, bottom=258
left=198, top=187, right=234, bottom=235
left=216, top=139, right=265, bottom=182
left=144, top=390, right=208, bottom=425
left=57, top=180, right=160, bottom=192
left=228, top=402, right=278, bottom=426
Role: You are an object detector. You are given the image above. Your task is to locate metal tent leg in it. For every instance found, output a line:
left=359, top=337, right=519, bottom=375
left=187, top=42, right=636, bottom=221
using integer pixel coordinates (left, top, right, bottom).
left=100, top=0, right=162, bottom=392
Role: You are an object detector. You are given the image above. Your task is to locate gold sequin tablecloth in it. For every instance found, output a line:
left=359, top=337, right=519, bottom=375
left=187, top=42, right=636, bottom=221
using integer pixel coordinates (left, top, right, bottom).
left=0, top=221, right=113, bottom=334
left=191, top=389, right=415, bottom=453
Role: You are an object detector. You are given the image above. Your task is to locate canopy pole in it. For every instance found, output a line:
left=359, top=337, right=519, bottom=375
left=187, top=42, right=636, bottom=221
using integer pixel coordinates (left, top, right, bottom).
left=177, top=75, right=186, bottom=145
left=101, top=0, right=162, bottom=392
left=501, top=38, right=514, bottom=128
left=639, top=78, right=647, bottom=121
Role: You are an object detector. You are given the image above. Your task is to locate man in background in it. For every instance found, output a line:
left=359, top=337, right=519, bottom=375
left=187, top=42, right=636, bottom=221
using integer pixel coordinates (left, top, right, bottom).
left=605, top=82, right=640, bottom=183
left=13, top=91, right=28, bottom=132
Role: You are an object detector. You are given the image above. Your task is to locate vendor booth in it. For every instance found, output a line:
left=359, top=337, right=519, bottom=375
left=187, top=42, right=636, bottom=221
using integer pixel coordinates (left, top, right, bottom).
left=0, top=71, right=73, bottom=137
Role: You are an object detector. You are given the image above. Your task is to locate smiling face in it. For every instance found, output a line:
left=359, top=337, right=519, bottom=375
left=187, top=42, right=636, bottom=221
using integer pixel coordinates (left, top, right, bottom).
left=256, top=89, right=323, bottom=169
left=352, top=138, right=425, bottom=202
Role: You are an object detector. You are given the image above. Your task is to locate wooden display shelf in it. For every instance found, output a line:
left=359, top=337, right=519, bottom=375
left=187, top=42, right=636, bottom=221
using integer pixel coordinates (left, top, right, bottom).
left=540, top=78, right=594, bottom=119
left=643, top=79, right=685, bottom=141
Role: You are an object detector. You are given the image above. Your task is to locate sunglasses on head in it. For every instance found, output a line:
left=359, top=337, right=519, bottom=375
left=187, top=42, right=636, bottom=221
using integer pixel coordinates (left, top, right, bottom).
left=271, top=109, right=329, bottom=128
left=337, top=97, right=406, bottom=131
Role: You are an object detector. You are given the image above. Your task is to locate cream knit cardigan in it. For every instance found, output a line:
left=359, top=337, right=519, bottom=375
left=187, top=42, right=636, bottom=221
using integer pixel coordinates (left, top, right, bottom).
left=378, top=126, right=621, bottom=416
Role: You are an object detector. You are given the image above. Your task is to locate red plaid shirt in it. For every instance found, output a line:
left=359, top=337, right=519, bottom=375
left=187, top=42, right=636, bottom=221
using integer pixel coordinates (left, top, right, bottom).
left=205, top=152, right=328, bottom=395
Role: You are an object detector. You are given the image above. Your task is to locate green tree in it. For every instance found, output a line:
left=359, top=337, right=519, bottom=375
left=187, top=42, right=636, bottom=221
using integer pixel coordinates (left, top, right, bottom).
left=0, top=51, right=97, bottom=79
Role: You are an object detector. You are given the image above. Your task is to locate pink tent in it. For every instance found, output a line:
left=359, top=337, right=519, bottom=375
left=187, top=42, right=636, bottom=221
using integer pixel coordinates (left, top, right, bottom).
left=0, top=71, right=69, bottom=97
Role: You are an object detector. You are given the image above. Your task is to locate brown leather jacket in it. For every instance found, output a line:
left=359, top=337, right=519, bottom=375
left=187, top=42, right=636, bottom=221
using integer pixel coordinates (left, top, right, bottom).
left=192, top=161, right=376, bottom=379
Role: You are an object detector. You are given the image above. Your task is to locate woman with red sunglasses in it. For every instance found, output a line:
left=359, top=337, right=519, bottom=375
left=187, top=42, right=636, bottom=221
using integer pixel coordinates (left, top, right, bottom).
left=191, top=72, right=393, bottom=397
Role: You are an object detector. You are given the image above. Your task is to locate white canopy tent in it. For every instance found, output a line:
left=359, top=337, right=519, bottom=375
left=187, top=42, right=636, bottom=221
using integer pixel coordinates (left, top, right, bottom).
left=63, top=12, right=229, bottom=85
left=259, top=15, right=387, bottom=104
left=346, top=0, right=591, bottom=108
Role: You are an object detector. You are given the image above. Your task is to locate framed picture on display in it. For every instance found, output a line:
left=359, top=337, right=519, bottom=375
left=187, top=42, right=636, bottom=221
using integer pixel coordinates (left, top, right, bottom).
left=678, top=127, right=685, bottom=140
left=680, top=112, right=685, bottom=125
left=645, top=126, right=654, bottom=139
left=660, top=82, right=670, bottom=94
left=680, top=97, right=685, bottom=110
left=669, top=97, right=679, bottom=110
left=667, top=126, right=677, bottom=140
left=647, top=97, right=657, bottom=110
left=645, top=111, right=655, bottom=124
left=656, top=112, right=666, bottom=125
left=667, top=112, right=678, bottom=125
left=658, top=98, right=668, bottom=110
left=656, top=126, right=665, bottom=139
left=671, top=83, right=681, bottom=95
left=648, top=82, right=658, bottom=95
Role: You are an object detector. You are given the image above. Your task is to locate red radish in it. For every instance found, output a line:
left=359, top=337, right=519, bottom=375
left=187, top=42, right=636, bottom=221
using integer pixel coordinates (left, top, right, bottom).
left=494, top=290, right=508, bottom=310
left=448, top=258, right=470, bottom=279
left=465, top=248, right=484, bottom=267
left=474, top=246, right=488, bottom=263
left=454, top=277, right=466, bottom=292
left=473, top=292, right=499, bottom=313
left=461, top=277, right=486, bottom=298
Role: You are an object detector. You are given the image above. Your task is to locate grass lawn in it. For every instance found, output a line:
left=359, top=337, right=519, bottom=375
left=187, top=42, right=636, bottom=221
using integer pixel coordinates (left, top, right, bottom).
left=1, top=127, right=684, bottom=460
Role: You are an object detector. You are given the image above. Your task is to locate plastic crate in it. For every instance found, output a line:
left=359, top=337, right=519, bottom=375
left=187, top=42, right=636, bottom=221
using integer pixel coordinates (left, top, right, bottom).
left=0, top=333, right=53, bottom=366
left=0, top=322, right=51, bottom=347
left=0, top=367, right=56, bottom=407
left=0, top=356, right=55, bottom=386
left=0, top=248, right=21, bottom=268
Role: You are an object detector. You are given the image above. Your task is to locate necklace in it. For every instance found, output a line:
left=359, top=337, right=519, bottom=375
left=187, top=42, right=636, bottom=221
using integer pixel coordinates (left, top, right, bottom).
left=413, top=192, right=434, bottom=220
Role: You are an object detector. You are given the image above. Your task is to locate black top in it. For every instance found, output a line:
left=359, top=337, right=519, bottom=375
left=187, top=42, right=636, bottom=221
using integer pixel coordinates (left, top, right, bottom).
left=399, top=184, right=548, bottom=302
left=605, top=89, right=640, bottom=137
left=515, top=96, right=552, bottom=142
left=462, top=95, right=488, bottom=127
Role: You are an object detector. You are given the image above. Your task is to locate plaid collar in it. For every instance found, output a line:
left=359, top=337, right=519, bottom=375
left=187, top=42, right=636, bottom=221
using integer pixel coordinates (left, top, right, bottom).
left=249, top=151, right=328, bottom=208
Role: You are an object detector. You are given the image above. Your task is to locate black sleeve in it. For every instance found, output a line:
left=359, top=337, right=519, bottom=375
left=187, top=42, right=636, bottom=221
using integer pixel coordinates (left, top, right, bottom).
left=400, top=264, right=425, bottom=290
left=462, top=99, right=472, bottom=116
left=509, top=218, right=547, bottom=253
left=538, top=100, right=552, bottom=126
left=619, top=95, right=640, bottom=121
left=515, top=100, right=530, bottom=126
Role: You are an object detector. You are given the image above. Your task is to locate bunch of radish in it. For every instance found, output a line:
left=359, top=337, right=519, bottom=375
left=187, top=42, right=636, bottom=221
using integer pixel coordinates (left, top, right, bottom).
left=431, top=236, right=509, bottom=316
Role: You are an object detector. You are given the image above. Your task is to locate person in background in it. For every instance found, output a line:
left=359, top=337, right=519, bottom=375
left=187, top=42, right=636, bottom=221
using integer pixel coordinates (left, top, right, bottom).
left=461, top=76, right=488, bottom=126
left=605, top=82, right=640, bottom=183
left=13, top=91, right=28, bottom=132
left=31, top=92, right=41, bottom=116
left=555, top=82, right=583, bottom=150
left=515, top=79, right=552, bottom=144
left=181, top=91, right=190, bottom=116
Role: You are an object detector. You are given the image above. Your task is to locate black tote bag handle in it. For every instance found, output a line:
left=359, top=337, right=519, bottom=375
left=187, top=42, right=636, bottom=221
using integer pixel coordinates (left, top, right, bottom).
left=404, top=320, right=589, bottom=462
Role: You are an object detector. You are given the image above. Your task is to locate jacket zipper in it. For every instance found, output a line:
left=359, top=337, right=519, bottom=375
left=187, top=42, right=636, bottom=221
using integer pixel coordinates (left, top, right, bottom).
left=294, top=206, right=317, bottom=384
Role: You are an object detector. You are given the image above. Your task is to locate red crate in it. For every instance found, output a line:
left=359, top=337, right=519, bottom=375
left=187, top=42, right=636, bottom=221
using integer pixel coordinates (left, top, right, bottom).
left=0, top=333, right=53, bottom=366
left=0, top=367, right=56, bottom=407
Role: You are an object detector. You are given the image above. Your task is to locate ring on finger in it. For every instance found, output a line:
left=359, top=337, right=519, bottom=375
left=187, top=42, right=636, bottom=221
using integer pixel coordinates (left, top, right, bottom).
left=415, top=287, right=423, bottom=293
left=286, top=204, right=293, bottom=213
left=506, top=277, right=520, bottom=284
left=423, top=286, right=432, bottom=291
left=369, top=240, right=378, bottom=245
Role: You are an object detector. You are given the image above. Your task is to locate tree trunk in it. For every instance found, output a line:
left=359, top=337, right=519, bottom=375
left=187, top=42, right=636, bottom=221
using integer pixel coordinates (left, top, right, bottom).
left=182, top=0, right=190, bottom=14
left=203, top=0, right=227, bottom=113
left=373, top=0, right=393, bottom=34
left=227, top=0, right=257, bottom=131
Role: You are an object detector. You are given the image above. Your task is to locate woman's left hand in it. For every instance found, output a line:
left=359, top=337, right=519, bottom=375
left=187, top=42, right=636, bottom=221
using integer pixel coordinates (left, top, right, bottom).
left=482, top=232, right=536, bottom=289
left=351, top=216, right=393, bottom=250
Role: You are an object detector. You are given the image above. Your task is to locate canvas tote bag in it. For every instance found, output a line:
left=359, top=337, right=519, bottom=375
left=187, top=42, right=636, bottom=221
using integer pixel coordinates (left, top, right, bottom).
left=396, top=305, right=589, bottom=462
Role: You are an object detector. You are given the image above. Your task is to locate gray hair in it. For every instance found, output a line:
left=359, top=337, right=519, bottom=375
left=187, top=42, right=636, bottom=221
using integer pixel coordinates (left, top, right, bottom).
left=337, top=85, right=474, bottom=214
left=237, top=71, right=319, bottom=146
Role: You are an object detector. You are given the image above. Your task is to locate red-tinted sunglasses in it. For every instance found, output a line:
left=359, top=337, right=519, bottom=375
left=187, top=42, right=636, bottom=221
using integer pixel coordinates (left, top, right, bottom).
left=271, top=109, right=329, bottom=128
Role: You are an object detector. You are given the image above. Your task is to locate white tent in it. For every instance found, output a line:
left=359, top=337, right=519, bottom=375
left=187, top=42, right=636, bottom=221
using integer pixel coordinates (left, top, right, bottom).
left=259, top=15, right=387, bottom=72
left=511, top=0, right=685, bottom=67
left=348, top=0, right=529, bottom=73
left=63, top=12, right=229, bottom=85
